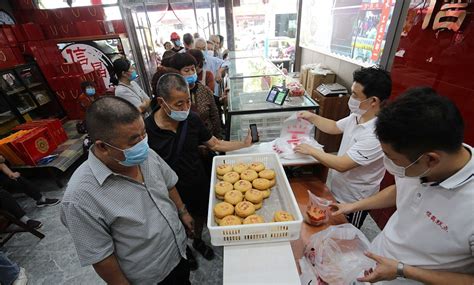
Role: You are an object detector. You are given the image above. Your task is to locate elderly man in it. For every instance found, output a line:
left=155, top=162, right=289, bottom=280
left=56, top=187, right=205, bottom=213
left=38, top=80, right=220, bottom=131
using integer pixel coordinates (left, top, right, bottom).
left=145, top=73, right=252, bottom=269
left=61, top=96, right=193, bottom=285
left=194, top=37, right=228, bottom=97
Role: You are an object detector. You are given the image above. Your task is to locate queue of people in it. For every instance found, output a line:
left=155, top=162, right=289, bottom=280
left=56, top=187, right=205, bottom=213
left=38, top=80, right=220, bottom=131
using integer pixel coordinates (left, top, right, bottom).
left=54, top=31, right=474, bottom=285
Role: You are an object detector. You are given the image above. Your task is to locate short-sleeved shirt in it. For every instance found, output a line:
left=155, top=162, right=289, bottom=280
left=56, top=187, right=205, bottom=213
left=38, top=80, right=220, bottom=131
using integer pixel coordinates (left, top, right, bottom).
left=60, top=149, right=186, bottom=285
left=370, top=144, right=474, bottom=285
left=115, top=81, right=149, bottom=109
left=203, top=54, right=230, bottom=96
left=328, top=113, right=385, bottom=203
left=145, top=111, right=213, bottom=215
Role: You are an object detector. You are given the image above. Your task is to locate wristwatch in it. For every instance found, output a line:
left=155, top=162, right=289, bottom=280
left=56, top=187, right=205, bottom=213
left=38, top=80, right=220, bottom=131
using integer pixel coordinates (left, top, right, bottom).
left=178, top=204, right=188, bottom=216
left=396, top=261, right=405, bottom=279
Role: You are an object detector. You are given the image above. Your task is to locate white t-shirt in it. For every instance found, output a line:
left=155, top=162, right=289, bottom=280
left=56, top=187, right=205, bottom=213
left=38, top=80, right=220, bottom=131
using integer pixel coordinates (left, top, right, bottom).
left=115, top=81, right=149, bottom=108
left=328, top=113, right=386, bottom=203
left=370, top=144, right=474, bottom=285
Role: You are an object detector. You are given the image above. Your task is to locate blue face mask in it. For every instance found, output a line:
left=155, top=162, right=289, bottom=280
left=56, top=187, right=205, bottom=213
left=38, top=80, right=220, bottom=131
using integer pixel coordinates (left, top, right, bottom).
left=129, top=70, right=138, bottom=81
left=162, top=100, right=190, bottom=122
left=105, top=136, right=149, bottom=167
left=85, top=88, right=95, bottom=96
left=184, top=73, right=198, bottom=85
left=174, top=40, right=182, bottom=47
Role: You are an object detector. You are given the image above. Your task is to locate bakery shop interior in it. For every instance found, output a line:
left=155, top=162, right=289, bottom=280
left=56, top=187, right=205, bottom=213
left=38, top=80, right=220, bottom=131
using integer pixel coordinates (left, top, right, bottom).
left=0, top=0, right=473, bottom=284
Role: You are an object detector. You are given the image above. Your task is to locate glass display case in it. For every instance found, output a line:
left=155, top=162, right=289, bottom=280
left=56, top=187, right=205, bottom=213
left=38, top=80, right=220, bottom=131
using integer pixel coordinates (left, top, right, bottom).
left=228, top=57, right=284, bottom=79
left=0, top=63, right=64, bottom=129
left=226, top=57, right=318, bottom=142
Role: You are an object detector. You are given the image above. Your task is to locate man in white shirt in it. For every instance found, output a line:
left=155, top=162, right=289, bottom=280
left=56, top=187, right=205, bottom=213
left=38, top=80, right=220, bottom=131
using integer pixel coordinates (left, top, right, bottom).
left=295, top=66, right=391, bottom=228
left=333, top=87, right=474, bottom=284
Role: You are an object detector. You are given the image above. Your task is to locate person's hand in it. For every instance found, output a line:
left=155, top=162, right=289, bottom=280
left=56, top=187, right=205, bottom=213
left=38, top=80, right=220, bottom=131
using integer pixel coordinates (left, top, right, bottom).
left=180, top=212, right=195, bottom=238
left=297, top=111, right=316, bottom=122
left=329, top=202, right=355, bottom=216
left=215, top=71, right=223, bottom=83
left=219, top=94, right=228, bottom=105
left=294, top=143, right=316, bottom=156
left=243, top=129, right=253, bottom=147
left=357, top=252, right=398, bottom=283
left=9, top=172, right=20, bottom=180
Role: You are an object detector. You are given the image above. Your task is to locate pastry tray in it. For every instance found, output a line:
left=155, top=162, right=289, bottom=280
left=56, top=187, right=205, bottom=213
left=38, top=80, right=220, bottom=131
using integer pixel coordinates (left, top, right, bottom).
left=207, top=153, right=303, bottom=246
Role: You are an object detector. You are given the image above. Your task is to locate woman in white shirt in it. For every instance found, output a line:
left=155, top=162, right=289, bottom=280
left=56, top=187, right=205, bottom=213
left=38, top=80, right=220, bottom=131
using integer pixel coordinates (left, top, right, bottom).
left=111, top=58, right=151, bottom=116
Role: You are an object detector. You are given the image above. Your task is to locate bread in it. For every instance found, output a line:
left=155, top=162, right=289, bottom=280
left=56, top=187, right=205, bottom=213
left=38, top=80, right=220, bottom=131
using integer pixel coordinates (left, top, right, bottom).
left=259, top=169, right=275, bottom=180
left=214, top=202, right=234, bottom=219
left=224, top=190, right=243, bottom=205
left=249, top=162, right=265, bottom=172
left=243, top=214, right=265, bottom=224
left=219, top=215, right=242, bottom=226
left=215, top=181, right=233, bottom=199
left=234, top=180, right=252, bottom=193
left=252, top=178, right=271, bottom=190
left=273, top=210, right=294, bottom=222
left=240, top=169, right=259, bottom=182
left=233, top=163, right=249, bottom=174
left=244, top=189, right=264, bottom=204
left=216, top=163, right=232, bottom=176
left=235, top=201, right=256, bottom=218
left=223, top=172, right=240, bottom=184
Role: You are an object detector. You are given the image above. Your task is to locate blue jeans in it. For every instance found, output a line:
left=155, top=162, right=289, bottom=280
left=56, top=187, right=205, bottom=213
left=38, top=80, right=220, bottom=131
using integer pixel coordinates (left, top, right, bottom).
left=0, top=251, right=19, bottom=285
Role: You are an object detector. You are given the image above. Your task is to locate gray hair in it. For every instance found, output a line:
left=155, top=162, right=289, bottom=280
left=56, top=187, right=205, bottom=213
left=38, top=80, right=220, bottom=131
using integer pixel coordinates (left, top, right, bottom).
left=86, top=96, right=141, bottom=143
left=156, top=73, right=189, bottom=101
left=194, top=38, right=207, bottom=50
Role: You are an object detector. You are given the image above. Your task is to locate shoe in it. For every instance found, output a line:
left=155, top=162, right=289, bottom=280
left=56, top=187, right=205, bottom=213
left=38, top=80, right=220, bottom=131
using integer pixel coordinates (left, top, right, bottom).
left=36, top=198, right=60, bottom=208
left=192, top=239, right=215, bottom=260
left=186, top=246, right=198, bottom=271
left=13, top=267, right=28, bottom=285
left=26, top=219, right=42, bottom=229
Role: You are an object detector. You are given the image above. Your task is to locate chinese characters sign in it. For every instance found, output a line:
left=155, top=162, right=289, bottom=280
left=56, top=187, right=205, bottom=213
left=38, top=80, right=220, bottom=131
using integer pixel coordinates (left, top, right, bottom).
left=422, top=0, right=470, bottom=32
left=60, top=43, right=113, bottom=88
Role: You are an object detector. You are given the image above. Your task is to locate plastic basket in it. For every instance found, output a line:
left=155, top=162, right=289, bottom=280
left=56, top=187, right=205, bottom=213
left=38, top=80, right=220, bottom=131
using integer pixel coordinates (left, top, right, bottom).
left=207, top=153, right=303, bottom=246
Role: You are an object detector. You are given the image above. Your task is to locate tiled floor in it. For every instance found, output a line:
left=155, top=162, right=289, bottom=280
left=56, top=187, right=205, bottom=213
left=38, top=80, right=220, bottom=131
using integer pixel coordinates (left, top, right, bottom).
left=1, top=172, right=380, bottom=285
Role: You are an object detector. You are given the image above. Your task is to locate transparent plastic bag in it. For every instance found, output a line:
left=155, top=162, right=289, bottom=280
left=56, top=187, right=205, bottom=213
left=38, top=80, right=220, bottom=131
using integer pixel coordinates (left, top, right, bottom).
left=303, top=224, right=375, bottom=285
left=304, top=190, right=331, bottom=226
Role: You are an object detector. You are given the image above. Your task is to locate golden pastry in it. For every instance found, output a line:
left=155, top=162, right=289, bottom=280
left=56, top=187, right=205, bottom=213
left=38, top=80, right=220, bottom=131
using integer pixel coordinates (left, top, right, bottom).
left=249, top=162, right=265, bottom=172
left=234, top=180, right=252, bottom=193
left=224, top=190, right=244, bottom=205
left=216, top=163, right=233, bottom=176
left=244, top=189, right=264, bottom=204
left=259, top=169, right=276, bottom=180
left=219, top=215, right=242, bottom=226
left=233, top=163, right=249, bottom=174
left=240, top=169, right=259, bottom=182
left=215, top=181, right=233, bottom=199
left=243, top=214, right=265, bottom=224
left=252, top=178, right=271, bottom=190
left=213, top=202, right=234, bottom=219
left=223, top=171, right=240, bottom=184
left=235, top=201, right=256, bottom=218
left=273, top=210, right=295, bottom=222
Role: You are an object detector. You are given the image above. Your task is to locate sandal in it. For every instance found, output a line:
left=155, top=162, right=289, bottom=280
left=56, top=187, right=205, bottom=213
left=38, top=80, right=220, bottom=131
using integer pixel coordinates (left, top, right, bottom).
left=192, top=239, right=215, bottom=260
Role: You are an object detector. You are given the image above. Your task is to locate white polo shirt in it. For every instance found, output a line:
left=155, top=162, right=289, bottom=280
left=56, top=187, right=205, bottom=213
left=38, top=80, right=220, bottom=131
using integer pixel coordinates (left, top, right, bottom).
left=370, top=144, right=474, bottom=285
left=329, top=113, right=386, bottom=203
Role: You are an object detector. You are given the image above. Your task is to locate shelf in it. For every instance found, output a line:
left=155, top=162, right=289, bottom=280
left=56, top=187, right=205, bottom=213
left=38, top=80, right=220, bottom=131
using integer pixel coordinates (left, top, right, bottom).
left=27, top=83, right=42, bottom=89
left=38, top=98, right=52, bottom=106
left=55, top=34, right=124, bottom=43
left=19, top=106, right=37, bottom=115
left=0, top=111, right=15, bottom=125
left=6, top=87, right=26, bottom=95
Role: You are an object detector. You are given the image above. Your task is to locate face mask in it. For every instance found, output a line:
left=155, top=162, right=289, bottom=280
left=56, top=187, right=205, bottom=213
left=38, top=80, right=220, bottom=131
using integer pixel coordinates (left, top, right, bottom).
left=348, top=96, right=370, bottom=117
left=174, top=40, right=182, bottom=47
left=85, top=88, right=95, bottom=96
left=129, top=70, right=138, bottom=81
left=162, top=100, right=190, bottom=122
left=383, top=154, right=431, bottom=178
left=206, top=50, right=214, bottom=57
left=105, top=136, right=149, bottom=167
left=184, top=73, right=198, bottom=85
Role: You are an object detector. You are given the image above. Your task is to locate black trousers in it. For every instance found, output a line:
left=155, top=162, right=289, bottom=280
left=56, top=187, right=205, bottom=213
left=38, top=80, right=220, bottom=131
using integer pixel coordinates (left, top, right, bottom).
left=0, top=174, right=42, bottom=201
left=0, top=189, right=26, bottom=219
left=158, top=258, right=190, bottom=285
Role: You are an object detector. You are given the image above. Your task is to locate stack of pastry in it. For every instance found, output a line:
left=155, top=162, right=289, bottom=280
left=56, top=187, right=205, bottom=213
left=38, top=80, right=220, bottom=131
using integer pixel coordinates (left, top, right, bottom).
left=214, top=161, right=293, bottom=226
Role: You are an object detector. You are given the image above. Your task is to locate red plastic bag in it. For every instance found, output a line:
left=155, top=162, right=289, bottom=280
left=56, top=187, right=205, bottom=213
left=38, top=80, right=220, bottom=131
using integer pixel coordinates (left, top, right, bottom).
left=304, top=190, right=331, bottom=226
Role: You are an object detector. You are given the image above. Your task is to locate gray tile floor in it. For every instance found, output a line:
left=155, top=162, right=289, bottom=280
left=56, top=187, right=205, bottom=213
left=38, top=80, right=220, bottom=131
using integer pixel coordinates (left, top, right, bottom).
left=1, top=173, right=380, bottom=285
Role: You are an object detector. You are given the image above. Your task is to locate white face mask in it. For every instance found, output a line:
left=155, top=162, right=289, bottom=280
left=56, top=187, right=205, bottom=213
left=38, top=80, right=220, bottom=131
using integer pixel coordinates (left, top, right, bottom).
left=348, top=96, right=370, bottom=117
left=206, top=50, right=214, bottom=57
left=383, top=154, right=431, bottom=178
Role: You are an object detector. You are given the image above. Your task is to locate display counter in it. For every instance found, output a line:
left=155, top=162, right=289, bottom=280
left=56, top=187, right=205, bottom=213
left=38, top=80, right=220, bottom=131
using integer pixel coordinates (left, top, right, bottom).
left=223, top=175, right=347, bottom=283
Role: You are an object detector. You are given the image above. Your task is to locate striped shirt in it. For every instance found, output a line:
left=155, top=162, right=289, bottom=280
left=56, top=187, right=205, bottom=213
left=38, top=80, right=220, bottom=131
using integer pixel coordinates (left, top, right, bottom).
left=60, top=149, right=186, bottom=284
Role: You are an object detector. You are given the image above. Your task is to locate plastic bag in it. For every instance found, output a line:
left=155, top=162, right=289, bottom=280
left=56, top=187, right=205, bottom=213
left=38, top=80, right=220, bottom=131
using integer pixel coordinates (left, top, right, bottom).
left=304, top=190, right=331, bottom=226
left=272, top=113, right=323, bottom=160
left=303, top=224, right=375, bottom=285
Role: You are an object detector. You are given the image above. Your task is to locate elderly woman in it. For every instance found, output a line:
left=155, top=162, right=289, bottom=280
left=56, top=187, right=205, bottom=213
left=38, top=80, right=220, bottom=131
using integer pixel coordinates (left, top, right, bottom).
left=145, top=73, right=252, bottom=270
left=168, top=53, right=222, bottom=138
left=187, top=49, right=215, bottom=93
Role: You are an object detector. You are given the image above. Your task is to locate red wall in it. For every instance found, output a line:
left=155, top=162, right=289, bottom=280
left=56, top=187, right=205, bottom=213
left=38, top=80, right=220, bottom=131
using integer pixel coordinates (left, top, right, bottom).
left=390, top=1, right=474, bottom=145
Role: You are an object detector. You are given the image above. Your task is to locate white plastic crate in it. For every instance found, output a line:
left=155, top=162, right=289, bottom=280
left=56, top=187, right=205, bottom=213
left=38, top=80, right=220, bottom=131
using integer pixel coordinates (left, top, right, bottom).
left=207, top=153, right=303, bottom=246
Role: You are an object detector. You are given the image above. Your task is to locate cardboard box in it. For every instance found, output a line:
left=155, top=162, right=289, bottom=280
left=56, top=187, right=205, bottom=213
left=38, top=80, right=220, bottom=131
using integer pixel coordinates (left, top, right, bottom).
left=306, top=69, right=336, bottom=94
left=13, top=119, right=68, bottom=146
left=299, top=65, right=311, bottom=89
left=0, top=130, right=31, bottom=166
